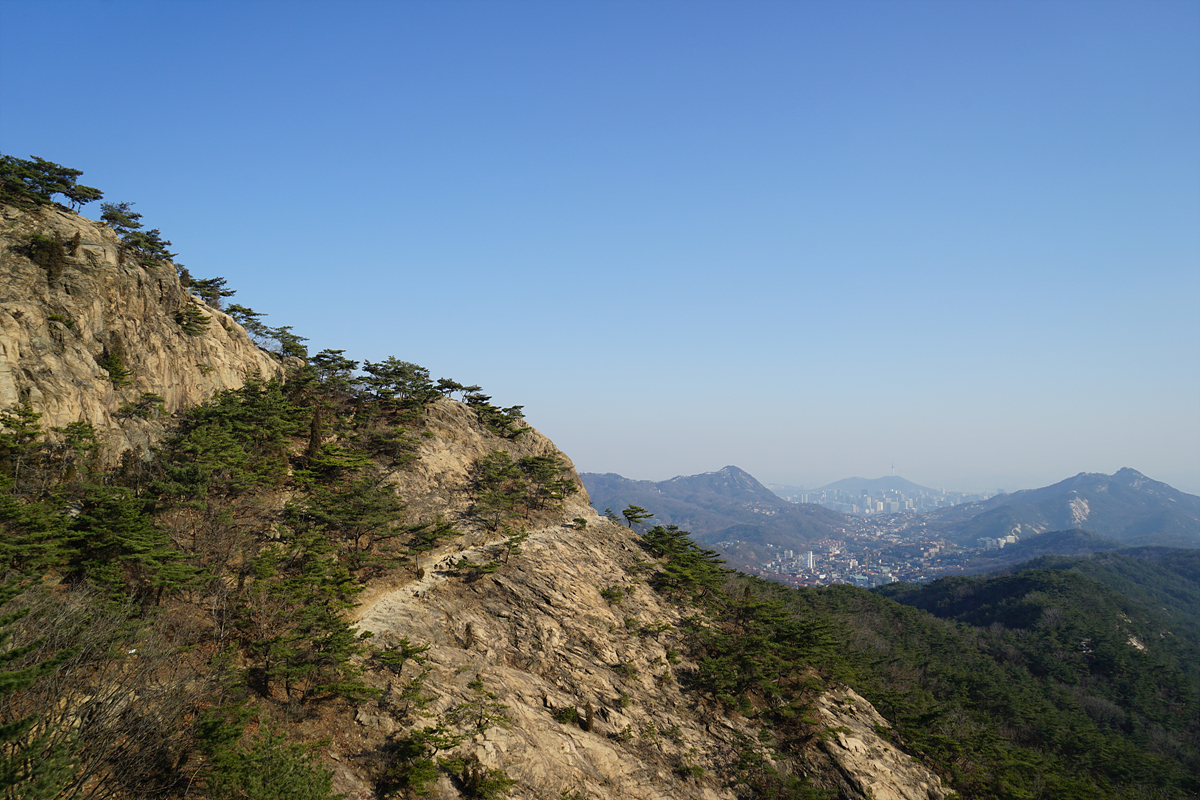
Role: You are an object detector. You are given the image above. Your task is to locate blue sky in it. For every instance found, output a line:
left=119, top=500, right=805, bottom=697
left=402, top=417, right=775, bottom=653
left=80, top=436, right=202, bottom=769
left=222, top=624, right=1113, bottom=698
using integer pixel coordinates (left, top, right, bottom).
left=4, top=0, right=1198, bottom=494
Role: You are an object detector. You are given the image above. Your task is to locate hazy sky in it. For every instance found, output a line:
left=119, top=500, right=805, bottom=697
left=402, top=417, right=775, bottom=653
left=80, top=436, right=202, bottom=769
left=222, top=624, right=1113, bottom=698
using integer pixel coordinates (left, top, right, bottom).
left=4, top=0, right=1198, bottom=494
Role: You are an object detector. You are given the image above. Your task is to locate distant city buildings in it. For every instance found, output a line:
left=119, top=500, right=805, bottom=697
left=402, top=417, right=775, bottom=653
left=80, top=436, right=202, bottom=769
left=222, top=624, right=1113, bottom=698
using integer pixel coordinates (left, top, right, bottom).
left=792, top=485, right=993, bottom=516
left=978, top=533, right=1019, bottom=550
left=744, top=514, right=968, bottom=589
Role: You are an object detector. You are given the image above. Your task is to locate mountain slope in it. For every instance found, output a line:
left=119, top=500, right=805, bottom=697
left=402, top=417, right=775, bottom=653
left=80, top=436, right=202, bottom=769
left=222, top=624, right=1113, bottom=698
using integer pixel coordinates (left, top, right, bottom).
left=765, top=553, right=1200, bottom=799
left=876, top=551, right=1200, bottom=784
left=954, top=528, right=1123, bottom=573
left=0, top=200, right=950, bottom=800
left=925, top=468, right=1200, bottom=547
left=582, top=466, right=847, bottom=560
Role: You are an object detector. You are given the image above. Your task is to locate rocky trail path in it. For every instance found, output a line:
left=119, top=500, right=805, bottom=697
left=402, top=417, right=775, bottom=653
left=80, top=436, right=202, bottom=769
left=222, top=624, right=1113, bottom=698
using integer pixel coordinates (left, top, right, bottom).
left=352, top=519, right=575, bottom=637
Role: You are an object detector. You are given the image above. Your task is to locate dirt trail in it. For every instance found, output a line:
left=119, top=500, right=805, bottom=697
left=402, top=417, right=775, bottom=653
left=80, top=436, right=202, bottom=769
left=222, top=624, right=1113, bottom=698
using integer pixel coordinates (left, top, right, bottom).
left=352, top=522, right=564, bottom=635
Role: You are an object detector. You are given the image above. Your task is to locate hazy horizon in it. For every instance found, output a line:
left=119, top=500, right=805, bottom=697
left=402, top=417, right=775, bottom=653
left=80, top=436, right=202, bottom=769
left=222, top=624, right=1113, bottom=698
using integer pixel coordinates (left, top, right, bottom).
left=581, top=464, right=1200, bottom=499
left=4, top=1, right=1197, bottom=499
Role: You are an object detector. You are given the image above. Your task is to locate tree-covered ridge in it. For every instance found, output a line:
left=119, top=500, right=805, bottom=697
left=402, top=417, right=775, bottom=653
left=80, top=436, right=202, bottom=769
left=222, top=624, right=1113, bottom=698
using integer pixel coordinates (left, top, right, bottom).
left=625, top=522, right=843, bottom=798
left=842, top=557, right=1200, bottom=798
left=623, top=506, right=1200, bottom=799
left=0, top=154, right=103, bottom=210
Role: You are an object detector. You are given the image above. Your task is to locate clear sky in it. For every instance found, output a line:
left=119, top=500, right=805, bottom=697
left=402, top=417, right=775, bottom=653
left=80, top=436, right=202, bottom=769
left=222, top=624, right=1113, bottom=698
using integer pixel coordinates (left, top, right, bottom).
left=4, top=0, right=1198, bottom=494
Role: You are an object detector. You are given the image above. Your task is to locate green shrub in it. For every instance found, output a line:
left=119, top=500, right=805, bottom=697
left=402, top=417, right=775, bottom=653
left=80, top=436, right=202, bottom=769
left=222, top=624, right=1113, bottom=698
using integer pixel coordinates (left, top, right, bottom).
left=599, top=586, right=624, bottom=605
left=202, top=721, right=338, bottom=800
left=97, top=346, right=132, bottom=387
left=26, top=234, right=67, bottom=280
left=552, top=706, right=579, bottom=725
left=116, top=393, right=165, bottom=420
left=455, top=755, right=516, bottom=799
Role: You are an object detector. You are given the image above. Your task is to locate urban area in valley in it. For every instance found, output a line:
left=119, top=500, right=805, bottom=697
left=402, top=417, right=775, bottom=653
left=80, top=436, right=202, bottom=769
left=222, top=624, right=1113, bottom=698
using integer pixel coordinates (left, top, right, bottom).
left=732, top=484, right=1003, bottom=587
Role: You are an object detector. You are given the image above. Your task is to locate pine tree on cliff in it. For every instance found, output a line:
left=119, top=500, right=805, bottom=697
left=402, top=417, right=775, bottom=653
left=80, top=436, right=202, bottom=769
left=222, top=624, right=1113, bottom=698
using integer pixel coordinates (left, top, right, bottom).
left=0, top=153, right=102, bottom=210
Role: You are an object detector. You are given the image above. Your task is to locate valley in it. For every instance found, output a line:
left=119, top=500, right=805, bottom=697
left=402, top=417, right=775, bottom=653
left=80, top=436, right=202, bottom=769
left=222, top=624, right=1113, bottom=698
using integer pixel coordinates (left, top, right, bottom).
left=584, top=466, right=1200, bottom=585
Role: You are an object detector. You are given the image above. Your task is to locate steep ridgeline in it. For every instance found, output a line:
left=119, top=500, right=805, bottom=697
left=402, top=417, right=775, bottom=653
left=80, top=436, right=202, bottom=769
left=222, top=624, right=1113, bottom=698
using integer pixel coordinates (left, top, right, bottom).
left=0, top=202, right=950, bottom=798
left=0, top=202, right=282, bottom=458
left=583, top=466, right=848, bottom=567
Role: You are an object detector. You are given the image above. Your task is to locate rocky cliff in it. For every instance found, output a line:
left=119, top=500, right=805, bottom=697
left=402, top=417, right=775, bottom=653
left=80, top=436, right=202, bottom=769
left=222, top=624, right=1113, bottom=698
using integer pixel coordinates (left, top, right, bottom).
left=0, top=202, right=948, bottom=800
left=0, top=202, right=282, bottom=457
left=308, top=404, right=947, bottom=799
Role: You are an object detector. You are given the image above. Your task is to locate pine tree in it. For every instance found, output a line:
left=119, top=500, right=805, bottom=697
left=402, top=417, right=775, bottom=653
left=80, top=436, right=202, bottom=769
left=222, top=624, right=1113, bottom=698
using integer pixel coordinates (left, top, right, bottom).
left=0, top=405, right=44, bottom=497
left=65, top=485, right=198, bottom=605
left=191, top=277, right=235, bottom=309
left=471, top=451, right=526, bottom=530
left=0, top=477, right=75, bottom=798
left=0, top=574, right=76, bottom=799
left=0, top=154, right=102, bottom=209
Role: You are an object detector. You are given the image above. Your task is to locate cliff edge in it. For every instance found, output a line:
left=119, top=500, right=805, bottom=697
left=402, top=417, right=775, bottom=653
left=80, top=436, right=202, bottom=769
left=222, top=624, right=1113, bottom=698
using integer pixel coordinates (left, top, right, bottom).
left=0, top=202, right=281, bottom=457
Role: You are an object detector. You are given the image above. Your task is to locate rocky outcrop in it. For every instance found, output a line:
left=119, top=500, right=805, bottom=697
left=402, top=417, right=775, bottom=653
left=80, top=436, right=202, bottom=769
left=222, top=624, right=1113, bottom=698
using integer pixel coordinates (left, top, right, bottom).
left=0, top=203, right=282, bottom=457
left=331, top=405, right=948, bottom=800
left=351, top=501, right=740, bottom=800
left=813, top=690, right=948, bottom=800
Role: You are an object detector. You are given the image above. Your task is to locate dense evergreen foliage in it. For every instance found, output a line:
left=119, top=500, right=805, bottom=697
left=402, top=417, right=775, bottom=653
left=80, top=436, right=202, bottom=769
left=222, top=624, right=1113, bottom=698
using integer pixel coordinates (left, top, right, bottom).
left=634, top=524, right=841, bottom=798
left=797, top=560, right=1200, bottom=799
left=0, top=153, right=102, bottom=210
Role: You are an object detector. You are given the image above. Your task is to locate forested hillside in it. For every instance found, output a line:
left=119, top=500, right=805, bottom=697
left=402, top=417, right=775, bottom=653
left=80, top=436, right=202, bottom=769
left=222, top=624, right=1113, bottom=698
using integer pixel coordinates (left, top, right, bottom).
left=867, top=553, right=1200, bottom=798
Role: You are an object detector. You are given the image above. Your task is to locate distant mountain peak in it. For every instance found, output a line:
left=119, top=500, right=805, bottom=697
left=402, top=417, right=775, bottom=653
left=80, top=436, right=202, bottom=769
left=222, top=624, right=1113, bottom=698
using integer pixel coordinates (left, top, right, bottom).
left=948, top=468, right=1200, bottom=548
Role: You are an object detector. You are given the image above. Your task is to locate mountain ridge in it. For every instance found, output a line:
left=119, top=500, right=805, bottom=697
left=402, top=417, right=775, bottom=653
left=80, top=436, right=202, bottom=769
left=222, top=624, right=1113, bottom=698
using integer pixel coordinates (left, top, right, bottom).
left=0, top=201, right=282, bottom=457
left=0, top=197, right=950, bottom=800
left=581, top=466, right=848, bottom=564
left=928, top=467, right=1200, bottom=547
left=589, top=463, right=1200, bottom=558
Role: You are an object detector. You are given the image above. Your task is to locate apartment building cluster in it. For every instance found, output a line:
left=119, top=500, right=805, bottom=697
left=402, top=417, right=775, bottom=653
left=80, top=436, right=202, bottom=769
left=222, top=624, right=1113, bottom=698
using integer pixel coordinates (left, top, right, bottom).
left=799, top=486, right=993, bottom=515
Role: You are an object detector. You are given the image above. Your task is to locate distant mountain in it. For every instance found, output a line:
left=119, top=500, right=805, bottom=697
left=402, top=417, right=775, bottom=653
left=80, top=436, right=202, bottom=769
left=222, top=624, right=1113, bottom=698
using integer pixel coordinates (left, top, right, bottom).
left=927, top=468, right=1200, bottom=548
left=817, top=475, right=939, bottom=495
left=581, top=466, right=848, bottom=560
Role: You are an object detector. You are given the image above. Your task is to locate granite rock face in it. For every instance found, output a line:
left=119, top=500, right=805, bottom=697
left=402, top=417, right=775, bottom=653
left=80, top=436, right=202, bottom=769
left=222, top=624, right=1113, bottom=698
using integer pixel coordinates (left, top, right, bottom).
left=333, top=404, right=949, bottom=800
left=813, top=690, right=949, bottom=800
left=0, top=203, right=282, bottom=457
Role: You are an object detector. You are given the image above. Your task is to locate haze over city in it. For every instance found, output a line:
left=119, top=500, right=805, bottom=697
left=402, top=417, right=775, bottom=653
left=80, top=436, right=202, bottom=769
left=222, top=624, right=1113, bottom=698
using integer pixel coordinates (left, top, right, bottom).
left=3, top=0, right=1197, bottom=494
